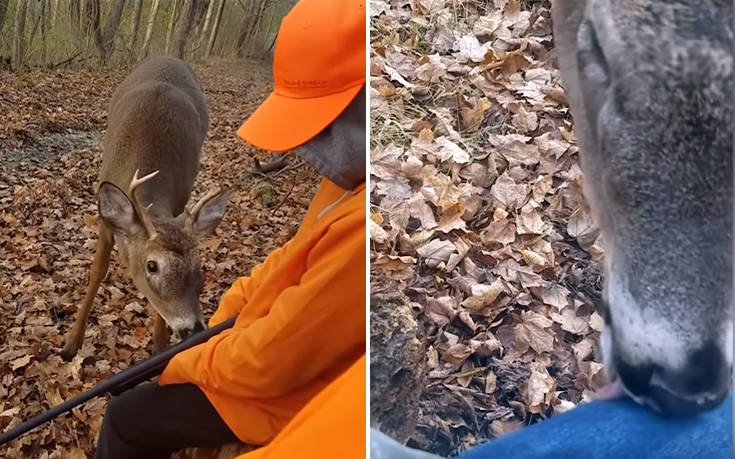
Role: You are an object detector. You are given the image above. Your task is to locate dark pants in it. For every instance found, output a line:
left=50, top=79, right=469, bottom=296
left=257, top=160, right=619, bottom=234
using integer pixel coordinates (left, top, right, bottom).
left=94, top=382, right=239, bottom=459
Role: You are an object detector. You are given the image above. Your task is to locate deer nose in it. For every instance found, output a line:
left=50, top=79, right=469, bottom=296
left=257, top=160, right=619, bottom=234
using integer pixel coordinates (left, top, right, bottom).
left=615, top=342, right=730, bottom=415
left=177, top=320, right=206, bottom=340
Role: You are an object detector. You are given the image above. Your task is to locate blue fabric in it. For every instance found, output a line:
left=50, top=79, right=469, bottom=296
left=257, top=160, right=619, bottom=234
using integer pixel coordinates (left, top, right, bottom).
left=458, top=396, right=732, bottom=459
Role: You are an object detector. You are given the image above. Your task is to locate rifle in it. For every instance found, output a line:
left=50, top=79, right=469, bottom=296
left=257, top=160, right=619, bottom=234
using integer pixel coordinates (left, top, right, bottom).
left=0, top=316, right=236, bottom=445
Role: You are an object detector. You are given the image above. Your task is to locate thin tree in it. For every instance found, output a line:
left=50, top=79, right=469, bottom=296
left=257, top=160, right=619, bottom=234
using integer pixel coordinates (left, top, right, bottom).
left=102, top=0, right=128, bottom=55
left=234, top=0, right=256, bottom=57
left=164, top=0, right=181, bottom=54
left=206, top=0, right=225, bottom=57
left=12, top=0, right=29, bottom=71
left=196, top=0, right=215, bottom=54
left=52, top=0, right=59, bottom=27
left=41, top=0, right=48, bottom=64
left=190, top=0, right=209, bottom=51
left=68, top=0, right=81, bottom=43
left=28, top=0, right=45, bottom=55
left=173, top=0, right=197, bottom=59
left=142, top=0, right=162, bottom=56
left=0, top=0, right=9, bottom=36
left=128, top=0, right=144, bottom=51
left=83, top=0, right=106, bottom=62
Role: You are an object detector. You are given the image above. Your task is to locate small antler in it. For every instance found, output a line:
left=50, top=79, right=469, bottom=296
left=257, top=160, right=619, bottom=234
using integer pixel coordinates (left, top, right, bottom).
left=185, top=187, right=223, bottom=232
left=129, top=169, right=159, bottom=239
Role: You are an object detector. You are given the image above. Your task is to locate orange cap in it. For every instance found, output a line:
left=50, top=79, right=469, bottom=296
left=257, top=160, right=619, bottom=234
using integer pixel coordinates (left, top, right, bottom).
left=237, top=0, right=366, bottom=152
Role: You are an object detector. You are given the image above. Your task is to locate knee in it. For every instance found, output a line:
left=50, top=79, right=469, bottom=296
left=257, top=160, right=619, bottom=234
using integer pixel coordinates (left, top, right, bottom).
left=103, top=383, right=155, bottom=429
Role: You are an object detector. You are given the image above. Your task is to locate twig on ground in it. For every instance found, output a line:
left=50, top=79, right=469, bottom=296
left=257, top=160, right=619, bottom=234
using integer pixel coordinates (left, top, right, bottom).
left=248, top=154, right=288, bottom=175
left=271, top=166, right=300, bottom=212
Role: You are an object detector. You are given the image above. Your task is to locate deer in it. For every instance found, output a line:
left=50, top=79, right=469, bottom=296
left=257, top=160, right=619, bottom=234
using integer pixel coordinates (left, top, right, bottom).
left=552, top=0, right=732, bottom=415
left=61, top=56, right=228, bottom=361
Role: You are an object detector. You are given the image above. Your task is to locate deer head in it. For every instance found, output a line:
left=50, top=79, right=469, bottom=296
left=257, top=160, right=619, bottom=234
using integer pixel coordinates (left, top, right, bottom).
left=98, top=169, right=228, bottom=340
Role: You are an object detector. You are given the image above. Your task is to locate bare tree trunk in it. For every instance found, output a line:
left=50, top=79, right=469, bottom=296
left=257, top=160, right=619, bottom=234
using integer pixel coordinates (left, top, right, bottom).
left=196, top=0, right=215, bottom=53
left=128, top=0, right=143, bottom=51
left=0, top=0, right=9, bottom=36
left=206, top=0, right=225, bottom=57
left=142, top=0, right=161, bottom=56
left=12, top=0, right=29, bottom=71
left=28, top=0, right=42, bottom=46
left=83, top=0, right=106, bottom=62
left=234, top=0, right=255, bottom=56
left=164, top=0, right=180, bottom=54
left=68, top=0, right=81, bottom=42
left=235, top=0, right=269, bottom=58
left=41, top=0, right=48, bottom=64
left=173, top=0, right=197, bottom=59
left=52, top=0, right=59, bottom=27
left=189, top=0, right=212, bottom=52
left=102, top=0, right=127, bottom=55
left=247, top=0, right=270, bottom=56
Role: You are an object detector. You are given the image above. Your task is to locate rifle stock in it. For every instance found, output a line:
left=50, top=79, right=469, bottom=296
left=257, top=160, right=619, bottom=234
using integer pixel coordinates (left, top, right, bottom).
left=0, top=316, right=236, bottom=446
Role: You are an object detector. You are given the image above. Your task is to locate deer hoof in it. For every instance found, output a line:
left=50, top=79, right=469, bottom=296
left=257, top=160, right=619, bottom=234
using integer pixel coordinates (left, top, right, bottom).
left=60, top=343, right=79, bottom=361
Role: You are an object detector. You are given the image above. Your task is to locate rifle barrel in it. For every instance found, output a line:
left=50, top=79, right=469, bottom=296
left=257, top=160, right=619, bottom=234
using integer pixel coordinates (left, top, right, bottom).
left=0, top=316, right=236, bottom=446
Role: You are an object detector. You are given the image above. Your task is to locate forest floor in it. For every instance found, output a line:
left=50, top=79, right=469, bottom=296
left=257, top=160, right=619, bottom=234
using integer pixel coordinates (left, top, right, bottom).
left=0, top=58, right=321, bottom=458
left=370, top=0, right=606, bottom=456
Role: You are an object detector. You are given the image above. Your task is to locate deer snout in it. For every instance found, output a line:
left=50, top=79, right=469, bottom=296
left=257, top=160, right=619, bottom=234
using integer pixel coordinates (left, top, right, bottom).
left=175, top=319, right=206, bottom=340
left=613, top=341, right=731, bottom=416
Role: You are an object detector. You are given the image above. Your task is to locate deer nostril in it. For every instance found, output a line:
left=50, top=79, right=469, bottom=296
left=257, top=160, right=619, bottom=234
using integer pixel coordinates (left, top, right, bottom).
left=615, top=357, right=654, bottom=398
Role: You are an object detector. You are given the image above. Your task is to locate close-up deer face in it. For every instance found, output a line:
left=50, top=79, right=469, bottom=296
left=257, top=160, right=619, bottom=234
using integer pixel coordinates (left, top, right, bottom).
left=98, top=170, right=228, bottom=340
left=553, top=0, right=733, bottom=415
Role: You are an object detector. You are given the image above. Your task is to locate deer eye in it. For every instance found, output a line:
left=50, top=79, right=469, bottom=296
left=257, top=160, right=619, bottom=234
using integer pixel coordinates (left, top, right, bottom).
left=147, top=260, right=158, bottom=274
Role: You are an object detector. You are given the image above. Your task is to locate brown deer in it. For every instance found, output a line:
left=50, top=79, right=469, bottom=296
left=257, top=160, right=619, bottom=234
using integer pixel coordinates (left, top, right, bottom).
left=61, top=56, right=228, bottom=360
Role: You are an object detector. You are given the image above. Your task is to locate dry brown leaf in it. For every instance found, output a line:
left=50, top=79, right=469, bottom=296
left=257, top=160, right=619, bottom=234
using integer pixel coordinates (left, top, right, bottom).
left=462, top=278, right=506, bottom=311
left=537, top=284, right=570, bottom=310
left=514, top=311, right=555, bottom=354
left=573, top=337, right=595, bottom=363
left=552, top=307, right=590, bottom=335
left=567, top=207, right=599, bottom=250
left=416, top=54, right=447, bottom=82
left=511, top=106, right=539, bottom=132
left=490, top=172, right=528, bottom=210
left=442, top=343, right=473, bottom=365
left=409, top=195, right=438, bottom=230
left=481, top=219, right=516, bottom=246
left=460, top=98, right=491, bottom=130
left=519, top=248, right=547, bottom=271
left=416, top=238, right=457, bottom=268
left=456, top=35, right=490, bottom=62
left=525, top=367, right=556, bottom=413
left=435, top=137, right=470, bottom=164
left=485, top=370, right=497, bottom=394
left=426, top=296, right=458, bottom=326
left=516, top=206, right=545, bottom=235
left=590, top=311, right=605, bottom=332
left=11, top=355, right=32, bottom=371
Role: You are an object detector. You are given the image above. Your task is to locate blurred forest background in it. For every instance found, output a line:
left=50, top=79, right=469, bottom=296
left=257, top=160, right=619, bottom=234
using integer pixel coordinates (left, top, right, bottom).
left=0, top=0, right=297, bottom=70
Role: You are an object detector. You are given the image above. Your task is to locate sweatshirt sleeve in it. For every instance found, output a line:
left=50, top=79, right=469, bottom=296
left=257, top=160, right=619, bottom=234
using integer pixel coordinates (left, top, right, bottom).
left=208, top=242, right=292, bottom=326
left=159, top=213, right=365, bottom=398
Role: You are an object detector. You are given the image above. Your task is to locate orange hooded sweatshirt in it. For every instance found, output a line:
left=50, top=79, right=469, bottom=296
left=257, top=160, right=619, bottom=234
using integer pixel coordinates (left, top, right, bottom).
left=158, top=177, right=366, bottom=445
left=236, top=353, right=366, bottom=459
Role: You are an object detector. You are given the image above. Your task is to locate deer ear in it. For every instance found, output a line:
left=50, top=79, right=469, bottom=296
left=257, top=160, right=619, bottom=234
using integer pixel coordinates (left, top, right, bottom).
left=190, top=189, right=228, bottom=238
left=98, top=182, right=142, bottom=236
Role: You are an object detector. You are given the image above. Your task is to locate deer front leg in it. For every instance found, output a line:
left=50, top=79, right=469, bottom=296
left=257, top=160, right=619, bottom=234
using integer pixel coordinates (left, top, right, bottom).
left=152, top=312, right=170, bottom=354
left=61, top=221, right=114, bottom=361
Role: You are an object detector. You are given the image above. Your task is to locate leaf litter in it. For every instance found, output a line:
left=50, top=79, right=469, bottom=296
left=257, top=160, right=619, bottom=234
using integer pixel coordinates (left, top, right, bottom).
left=370, top=0, right=606, bottom=455
left=0, top=60, right=319, bottom=458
